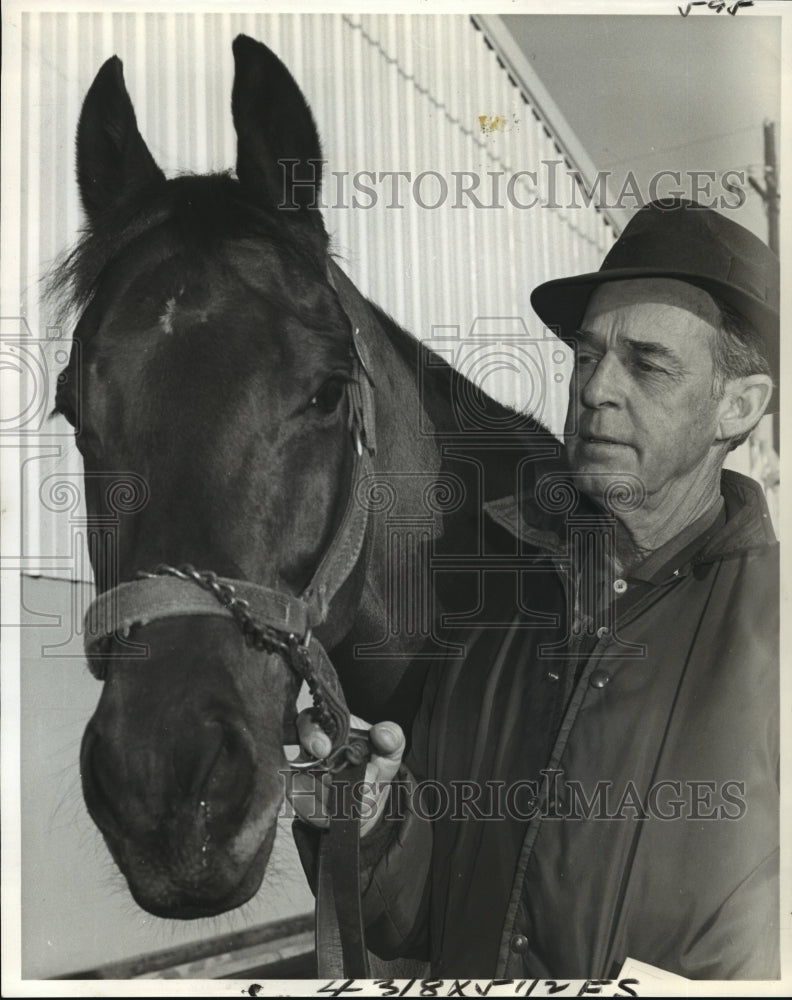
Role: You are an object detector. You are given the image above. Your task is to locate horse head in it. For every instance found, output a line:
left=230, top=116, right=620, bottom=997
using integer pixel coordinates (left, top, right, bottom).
left=54, top=35, right=405, bottom=919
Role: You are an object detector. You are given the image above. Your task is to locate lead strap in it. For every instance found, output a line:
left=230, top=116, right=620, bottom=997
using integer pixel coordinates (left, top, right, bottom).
left=315, top=756, right=371, bottom=979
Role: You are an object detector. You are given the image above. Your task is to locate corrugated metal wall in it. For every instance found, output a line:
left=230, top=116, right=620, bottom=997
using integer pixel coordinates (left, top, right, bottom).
left=7, top=10, right=777, bottom=980
left=16, top=11, right=616, bottom=580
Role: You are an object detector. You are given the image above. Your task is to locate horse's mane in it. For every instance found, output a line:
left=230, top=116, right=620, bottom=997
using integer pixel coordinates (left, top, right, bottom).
left=365, top=298, right=550, bottom=434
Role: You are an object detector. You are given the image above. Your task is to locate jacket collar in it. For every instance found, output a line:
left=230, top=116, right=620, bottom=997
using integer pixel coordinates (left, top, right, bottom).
left=694, top=467, right=777, bottom=560
left=484, top=467, right=777, bottom=563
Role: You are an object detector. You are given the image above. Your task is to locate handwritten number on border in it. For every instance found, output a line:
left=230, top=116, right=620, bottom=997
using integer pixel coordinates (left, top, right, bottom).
left=679, top=0, right=754, bottom=14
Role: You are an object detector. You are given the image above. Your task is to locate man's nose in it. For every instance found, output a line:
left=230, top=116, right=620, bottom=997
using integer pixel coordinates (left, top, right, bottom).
left=579, top=352, right=624, bottom=408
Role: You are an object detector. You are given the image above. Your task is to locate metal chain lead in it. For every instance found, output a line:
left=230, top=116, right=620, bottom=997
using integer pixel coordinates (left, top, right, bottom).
left=136, top=563, right=340, bottom=743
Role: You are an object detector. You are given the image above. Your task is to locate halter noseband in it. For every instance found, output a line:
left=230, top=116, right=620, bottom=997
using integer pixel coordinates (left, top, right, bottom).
left=82, top=260, right=377, bottom=769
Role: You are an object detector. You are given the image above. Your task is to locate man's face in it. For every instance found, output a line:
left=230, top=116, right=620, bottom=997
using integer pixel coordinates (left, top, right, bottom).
left=564, top=278, right=726, bottom=508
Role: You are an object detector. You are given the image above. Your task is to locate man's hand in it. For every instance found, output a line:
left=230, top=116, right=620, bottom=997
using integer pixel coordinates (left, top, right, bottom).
left=285, top=711, right=405, bottom=837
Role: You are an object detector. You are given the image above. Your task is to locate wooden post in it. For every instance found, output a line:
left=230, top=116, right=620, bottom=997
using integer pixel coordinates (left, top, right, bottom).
left=747, top=119, right=780, bottom=458
left=763, top=120, right=780, bottom=256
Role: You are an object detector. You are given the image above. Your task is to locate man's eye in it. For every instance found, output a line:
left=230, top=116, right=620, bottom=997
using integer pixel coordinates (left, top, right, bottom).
left=309, top=377, right=347, bottom=414
left=634, top=359, right=661, bottom=374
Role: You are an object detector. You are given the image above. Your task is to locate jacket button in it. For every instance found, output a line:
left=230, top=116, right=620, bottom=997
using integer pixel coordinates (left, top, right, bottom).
left=510, top=934, right=529, bottom=953
left=613, top=578, right=628, bottom=594
left=590, top=668, right=611, bottom=689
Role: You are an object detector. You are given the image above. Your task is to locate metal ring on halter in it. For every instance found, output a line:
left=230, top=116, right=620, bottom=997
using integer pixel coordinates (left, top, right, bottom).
left=285, top=730, right=370, bottom=773
left=286, top=756, right=330, bottom=773
left=324, top=737, right=370, bottom=774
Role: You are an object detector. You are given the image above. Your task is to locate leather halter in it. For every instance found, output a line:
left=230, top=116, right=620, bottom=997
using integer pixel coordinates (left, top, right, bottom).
left=82, top=258, right=377, bottom=762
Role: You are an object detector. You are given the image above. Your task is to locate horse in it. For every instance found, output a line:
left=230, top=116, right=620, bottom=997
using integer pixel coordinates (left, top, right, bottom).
left=50, top=34, right=561, bottom=927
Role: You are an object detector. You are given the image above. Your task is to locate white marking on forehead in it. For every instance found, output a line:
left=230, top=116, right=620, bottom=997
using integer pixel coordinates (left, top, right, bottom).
left=159, top=297, right=178, bottom=335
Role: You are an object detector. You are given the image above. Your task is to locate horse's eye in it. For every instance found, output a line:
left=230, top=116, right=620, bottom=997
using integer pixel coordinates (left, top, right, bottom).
left=309, top=377, right=347, bottom=414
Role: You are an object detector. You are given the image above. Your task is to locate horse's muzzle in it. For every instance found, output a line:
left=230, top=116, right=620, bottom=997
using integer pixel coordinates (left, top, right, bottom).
left=81, top=703, right=257, bottom=838
left=78, top=682, right=284, bottom=917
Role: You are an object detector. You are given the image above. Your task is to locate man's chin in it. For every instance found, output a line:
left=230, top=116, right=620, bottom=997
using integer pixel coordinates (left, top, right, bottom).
left=566, top=455, right=644, bottom=510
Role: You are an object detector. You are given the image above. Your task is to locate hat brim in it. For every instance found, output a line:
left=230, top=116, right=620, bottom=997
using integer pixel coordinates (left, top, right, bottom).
left=531, top=268, right=779, bottom=412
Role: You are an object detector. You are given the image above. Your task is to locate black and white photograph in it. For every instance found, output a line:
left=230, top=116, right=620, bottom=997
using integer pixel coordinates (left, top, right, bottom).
left=1, top=1, right=789, bottom=995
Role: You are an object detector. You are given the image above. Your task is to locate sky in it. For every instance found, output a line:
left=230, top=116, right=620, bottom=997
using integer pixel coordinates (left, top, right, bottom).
left=502, top=12, right=782, bottom=244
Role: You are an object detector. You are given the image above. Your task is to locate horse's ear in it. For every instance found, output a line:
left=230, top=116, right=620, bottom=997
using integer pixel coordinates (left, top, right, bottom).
left=231, top=35, right=323, bottom=211
left=76, top=56, right=165, bottom=223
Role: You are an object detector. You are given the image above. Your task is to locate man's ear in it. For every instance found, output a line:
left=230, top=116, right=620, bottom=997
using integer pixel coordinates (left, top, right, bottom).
left=716, top=374, right=774, bottom=442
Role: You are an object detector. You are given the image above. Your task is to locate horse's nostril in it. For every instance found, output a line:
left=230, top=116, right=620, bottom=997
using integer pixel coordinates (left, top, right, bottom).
left=82, top=708, right=257, bottom=848
left=171, top=716, right=256, bottom=834
left=172, top=719, right=225, bottom=797
left=204, top=724, right=256, bottom=836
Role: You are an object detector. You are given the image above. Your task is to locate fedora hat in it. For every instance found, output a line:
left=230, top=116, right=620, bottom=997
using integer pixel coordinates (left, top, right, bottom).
left=530, top=198, right=779, bottom=410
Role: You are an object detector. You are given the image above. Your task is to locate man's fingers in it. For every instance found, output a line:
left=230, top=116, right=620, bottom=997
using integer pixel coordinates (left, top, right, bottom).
left=296, top=709, right=332, bottom=760
left=287, top=715, right=404, bottom=835
left=356, top=722, right=405, bottom=836
left=367, top=721, right=405, bottom=784
left=369, top=721, right=405, bottom=759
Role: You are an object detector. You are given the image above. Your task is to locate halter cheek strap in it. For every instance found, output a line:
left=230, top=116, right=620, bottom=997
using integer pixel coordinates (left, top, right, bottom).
left=329, top=258, right=377, bottom=458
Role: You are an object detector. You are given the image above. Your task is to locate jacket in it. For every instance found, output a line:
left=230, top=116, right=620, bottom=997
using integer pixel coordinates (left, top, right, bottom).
left=298, top=469, right=780, bottom=980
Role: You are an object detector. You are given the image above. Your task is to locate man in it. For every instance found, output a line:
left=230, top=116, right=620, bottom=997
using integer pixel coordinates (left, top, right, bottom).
left=290, top=199, right=780, bottom=980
